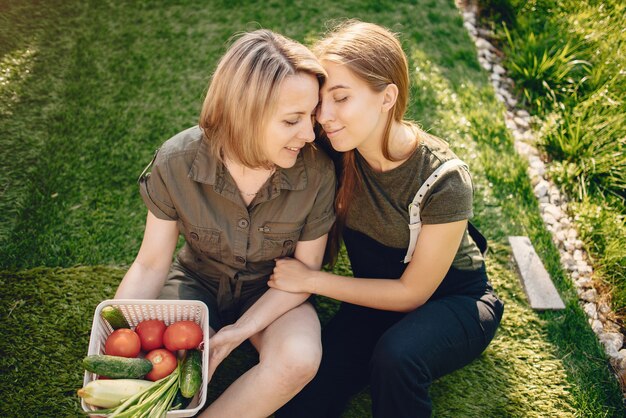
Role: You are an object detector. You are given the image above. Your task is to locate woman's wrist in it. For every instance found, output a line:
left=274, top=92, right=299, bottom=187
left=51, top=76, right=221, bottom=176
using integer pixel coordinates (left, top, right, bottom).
left=231, top=315, right=260, bottom=339
left=308, top=270, right=325, bottom=294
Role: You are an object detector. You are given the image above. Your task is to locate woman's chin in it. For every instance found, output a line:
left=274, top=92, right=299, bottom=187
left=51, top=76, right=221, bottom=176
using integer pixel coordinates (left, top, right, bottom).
left=272, top=155, right=298, bottom=169
left=330, top=141, right=356, bottom=153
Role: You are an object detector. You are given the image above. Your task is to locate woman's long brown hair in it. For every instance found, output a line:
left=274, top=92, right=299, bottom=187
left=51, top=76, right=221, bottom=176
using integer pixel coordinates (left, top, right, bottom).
left=314, top=20, right=414, bottom=266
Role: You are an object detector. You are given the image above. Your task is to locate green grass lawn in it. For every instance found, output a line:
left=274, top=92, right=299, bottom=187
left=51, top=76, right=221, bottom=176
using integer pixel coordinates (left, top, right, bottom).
left=0, top=0, right=623, bottom=416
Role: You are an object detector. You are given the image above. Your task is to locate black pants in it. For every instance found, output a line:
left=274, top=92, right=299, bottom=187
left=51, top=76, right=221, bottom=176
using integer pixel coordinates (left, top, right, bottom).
left=276, top=288, right=504, bottom=418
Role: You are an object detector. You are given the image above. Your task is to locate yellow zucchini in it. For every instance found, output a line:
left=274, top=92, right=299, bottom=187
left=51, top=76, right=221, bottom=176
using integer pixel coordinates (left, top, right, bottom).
left=77, top=379, right=154, bottom=408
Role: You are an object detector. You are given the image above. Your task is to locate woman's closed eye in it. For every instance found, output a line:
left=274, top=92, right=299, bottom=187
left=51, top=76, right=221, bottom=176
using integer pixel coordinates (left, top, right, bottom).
left=284, top=118, right=300, bottom=126
left=284, top=111, right=317, bottom=126
left=334, top=96, right=348, bottom=103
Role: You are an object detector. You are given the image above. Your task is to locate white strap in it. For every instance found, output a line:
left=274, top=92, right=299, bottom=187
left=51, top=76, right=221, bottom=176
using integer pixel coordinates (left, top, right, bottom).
left=403, top=159, right=468, bottom=263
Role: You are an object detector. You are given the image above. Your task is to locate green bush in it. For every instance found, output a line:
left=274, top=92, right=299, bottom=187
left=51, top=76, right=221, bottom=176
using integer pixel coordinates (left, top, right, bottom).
left=542, top=104, right=626, bottom=201
left=476, top=0, right=517, bottom=26
left=573, top=199, right=626, bottom=314
left=503, top=24, right=590, bottom=113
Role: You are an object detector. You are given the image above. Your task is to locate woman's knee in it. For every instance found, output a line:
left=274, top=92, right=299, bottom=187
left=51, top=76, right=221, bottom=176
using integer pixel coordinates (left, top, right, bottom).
left=478, top=291, right=505, bottom=344
left=370, top=333, right=430, bottom=384
left=262, top=336, right=322, bottom=388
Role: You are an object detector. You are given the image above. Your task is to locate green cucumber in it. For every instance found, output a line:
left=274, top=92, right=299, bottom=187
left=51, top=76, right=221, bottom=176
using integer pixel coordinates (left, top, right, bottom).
left=172, top=388, right=192, bottom=410
left=100, top=306, right=130, bottom=329
left=83, top=355, right=152, bottom=379
left=180, top=349, right=202, bottom=398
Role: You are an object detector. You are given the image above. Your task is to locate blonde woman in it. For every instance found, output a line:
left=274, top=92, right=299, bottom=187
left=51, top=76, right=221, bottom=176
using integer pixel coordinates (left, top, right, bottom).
left=270, top=21, right=504, bottom=417
left=114, top=30, right=335, bottom=417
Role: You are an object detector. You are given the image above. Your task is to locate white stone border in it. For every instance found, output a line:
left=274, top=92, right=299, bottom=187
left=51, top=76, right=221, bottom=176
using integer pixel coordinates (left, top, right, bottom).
left=455, top=1, right=626, bottom=386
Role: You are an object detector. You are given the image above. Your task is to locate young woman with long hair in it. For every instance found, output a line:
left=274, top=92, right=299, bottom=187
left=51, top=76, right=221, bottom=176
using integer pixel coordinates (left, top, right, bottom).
left=270, top=21, right=504, bottom=418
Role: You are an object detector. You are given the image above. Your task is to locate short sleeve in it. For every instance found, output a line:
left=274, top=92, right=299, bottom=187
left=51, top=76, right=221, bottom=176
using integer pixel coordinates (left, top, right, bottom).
left=138, top=151, right=179, bottom=221
left=420, top=165, right=473, bottom=224
left=299, top=162, right=337, bottom=241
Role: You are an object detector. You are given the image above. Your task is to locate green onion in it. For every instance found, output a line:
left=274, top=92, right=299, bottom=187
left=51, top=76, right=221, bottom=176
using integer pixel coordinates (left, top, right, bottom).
left=85, top=361, right=182, bottom=418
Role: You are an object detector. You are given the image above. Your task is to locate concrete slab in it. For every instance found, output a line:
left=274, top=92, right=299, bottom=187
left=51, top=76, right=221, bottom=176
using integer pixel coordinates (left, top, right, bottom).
left=509, top=236, right=566, bottom=310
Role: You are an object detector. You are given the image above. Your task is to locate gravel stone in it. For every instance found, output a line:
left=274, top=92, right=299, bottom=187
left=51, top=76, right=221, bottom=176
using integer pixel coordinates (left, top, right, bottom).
left=592, top=320, right=603, bottom=334
left=580, top=288, right=597, bottom=303
left=493, top=64, right=506, bottom=75
left=598, top=302, right=611, bottom=315
left=534, top=181, right=549, bottom=198
left=584, top=302, right=598, bottom=319
left=475, top=38, right=492, bottom=50
left=600, top=332, right=624, bottom=357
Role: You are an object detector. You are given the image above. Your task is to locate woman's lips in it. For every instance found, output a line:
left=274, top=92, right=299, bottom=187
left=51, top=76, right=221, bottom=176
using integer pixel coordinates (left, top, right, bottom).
left=325, top=127, right=344, bottom=138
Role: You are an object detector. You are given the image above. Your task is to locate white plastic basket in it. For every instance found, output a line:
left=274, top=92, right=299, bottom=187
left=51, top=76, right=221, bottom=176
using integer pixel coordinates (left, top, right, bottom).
left=82, top=299, right=210, bottom=417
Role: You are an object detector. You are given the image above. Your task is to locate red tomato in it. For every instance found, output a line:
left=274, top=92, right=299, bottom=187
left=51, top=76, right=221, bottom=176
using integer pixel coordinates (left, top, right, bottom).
left=144, top=349, right=177, bottom=381
left=163, top=321, right=203, bottom=351
left=105, top=329, right=141, bottom=358
left=135, top=319, right=167, bottom=351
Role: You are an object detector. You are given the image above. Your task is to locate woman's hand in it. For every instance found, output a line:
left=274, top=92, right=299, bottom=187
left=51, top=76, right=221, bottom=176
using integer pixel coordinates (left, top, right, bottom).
left=268, top=257, right=316, bottom=294
left=206, top=324, right=248, bottom=383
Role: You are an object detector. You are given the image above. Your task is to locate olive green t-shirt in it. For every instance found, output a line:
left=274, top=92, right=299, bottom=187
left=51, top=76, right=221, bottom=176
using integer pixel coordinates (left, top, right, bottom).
left=345, top=133, right=484, bottom=271
left=139, top=125, right=337, bottom=283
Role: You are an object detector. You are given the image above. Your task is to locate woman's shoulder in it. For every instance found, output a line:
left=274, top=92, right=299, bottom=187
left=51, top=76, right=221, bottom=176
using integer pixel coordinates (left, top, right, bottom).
left=413, top=132, right=473, bottom=190
left=417, top=132, right=461, bottom=166
left=153, top=126, right=205, bottom=164
left=301, top=143, right=335, bottom=174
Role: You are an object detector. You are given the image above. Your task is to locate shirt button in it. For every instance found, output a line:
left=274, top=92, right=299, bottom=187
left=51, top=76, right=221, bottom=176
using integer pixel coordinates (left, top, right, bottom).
left=190, top=232, right=199, bottom=240
left=238, top=219, right=249, bottom=229
left=283, top=240, right=293, bottom=248
left=235, top=256, right=246, bottom=264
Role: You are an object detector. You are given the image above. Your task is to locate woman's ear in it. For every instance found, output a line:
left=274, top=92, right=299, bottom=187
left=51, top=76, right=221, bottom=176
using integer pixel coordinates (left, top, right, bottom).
left=381, top=84, right=399, bottom=113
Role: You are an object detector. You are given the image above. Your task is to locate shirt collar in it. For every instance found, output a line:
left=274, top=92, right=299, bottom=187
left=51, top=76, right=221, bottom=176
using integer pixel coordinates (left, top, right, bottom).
left=189, top=137, right=218, bottom=185
left=188, top=137, right=308, bottom=191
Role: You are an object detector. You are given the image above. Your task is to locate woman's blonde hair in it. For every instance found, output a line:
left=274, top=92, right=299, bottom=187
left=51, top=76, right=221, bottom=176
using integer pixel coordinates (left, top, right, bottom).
left=313, top=20, right=416, bottom=265
left=199, top=29, right=326, bottom=168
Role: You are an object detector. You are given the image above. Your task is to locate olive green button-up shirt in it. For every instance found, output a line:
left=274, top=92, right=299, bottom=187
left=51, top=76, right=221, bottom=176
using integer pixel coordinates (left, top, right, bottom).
left=139, top=126, right=336, bottom=308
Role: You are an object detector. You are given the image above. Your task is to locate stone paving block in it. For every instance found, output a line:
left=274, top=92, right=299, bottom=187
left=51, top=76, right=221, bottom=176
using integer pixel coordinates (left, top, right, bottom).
left=509, top=236, right=565, bottom=310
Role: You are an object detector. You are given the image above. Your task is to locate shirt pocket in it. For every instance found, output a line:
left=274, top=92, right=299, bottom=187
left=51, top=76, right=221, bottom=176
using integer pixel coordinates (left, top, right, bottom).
left=183, top=224, right=222, bottom=261
left=260, top=222, right=303, bottom=259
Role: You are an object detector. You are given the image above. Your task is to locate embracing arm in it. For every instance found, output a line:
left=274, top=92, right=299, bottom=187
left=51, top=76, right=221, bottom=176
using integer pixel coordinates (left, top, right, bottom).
left=114, top=210, right=179, bottom=299
left=270, top=220, right=466, bottom=312
left=227, top=234, right=326, bottom=337
left=206, top=234, right=327, bottom=381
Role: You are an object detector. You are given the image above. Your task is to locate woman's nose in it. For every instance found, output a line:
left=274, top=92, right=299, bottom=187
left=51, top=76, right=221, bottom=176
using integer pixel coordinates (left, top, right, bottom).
left=316, top=101, right=333, bottom=125
left=300, top=115, right=315, bottom=143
